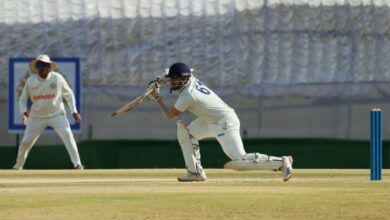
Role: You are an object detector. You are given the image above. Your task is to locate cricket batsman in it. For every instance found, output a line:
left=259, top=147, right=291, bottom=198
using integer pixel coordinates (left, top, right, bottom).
left=13, top=55, right=84, bottom=170
left=148, top=63, right=293, bottom=182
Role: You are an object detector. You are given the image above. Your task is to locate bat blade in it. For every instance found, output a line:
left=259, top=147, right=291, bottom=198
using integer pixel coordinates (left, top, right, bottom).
left=111, top=89, right=154, bottom=117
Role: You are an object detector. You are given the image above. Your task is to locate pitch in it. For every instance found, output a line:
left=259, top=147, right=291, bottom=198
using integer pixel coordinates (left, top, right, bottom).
left=0, top=169, right=389, bottom=220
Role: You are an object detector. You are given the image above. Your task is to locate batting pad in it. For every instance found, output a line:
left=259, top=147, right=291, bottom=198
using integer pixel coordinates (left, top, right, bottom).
left=224, top=159, right=282, bottom=171
left=177, top=120, right=203, bottom=174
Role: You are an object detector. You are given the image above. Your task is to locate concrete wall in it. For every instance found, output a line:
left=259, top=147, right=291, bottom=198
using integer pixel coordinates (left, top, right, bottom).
left=1, top=90, right=389, bottom=146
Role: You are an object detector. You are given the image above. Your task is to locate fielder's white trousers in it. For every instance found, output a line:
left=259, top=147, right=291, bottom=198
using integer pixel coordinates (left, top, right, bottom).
left=14, top=113, right=82, bottom=169
left=188, top=113, right=246, bottom=160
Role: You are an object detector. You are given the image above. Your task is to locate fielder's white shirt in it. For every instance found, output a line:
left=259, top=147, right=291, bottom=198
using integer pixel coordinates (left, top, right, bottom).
left=19, top=71, right=78, bottom=118
left=174, top=77, right=235, bottom=123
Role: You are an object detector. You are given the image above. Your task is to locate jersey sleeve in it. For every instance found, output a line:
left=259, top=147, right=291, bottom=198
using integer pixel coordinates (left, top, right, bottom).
left=174, top=94, right=194, bottom=112
left=18, top=78, right=30, bottom=115
left=59, top=74, right=78, bottom=113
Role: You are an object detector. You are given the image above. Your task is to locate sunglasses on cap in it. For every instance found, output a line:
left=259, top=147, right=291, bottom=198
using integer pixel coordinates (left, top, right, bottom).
left=35, top=61, right=51, bottom=69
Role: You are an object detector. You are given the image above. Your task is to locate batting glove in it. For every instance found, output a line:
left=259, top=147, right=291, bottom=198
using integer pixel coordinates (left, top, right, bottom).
left=148, top=80, right=161, bottom=101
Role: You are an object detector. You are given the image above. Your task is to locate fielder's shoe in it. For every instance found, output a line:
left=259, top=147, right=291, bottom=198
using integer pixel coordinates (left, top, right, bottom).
left=177, top=171, right=207, bottom=182
left=282, top=156, right=293, bottom=182
left=73, top=164, right=84, bottom=170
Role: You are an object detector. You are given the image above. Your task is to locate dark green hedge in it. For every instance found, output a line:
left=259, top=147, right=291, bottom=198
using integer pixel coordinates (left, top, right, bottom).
left=0, top=138, right=388, bottom=169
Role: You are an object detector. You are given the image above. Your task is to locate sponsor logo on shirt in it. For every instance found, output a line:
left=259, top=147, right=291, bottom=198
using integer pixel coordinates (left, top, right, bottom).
left=33, top=94, right=56, bottom=100
left=50, top=83, right=56, bottom=89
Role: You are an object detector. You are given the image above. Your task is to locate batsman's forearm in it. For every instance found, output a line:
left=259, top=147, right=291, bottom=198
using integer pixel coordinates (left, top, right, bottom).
left=154, top=98, right=175, bottom=119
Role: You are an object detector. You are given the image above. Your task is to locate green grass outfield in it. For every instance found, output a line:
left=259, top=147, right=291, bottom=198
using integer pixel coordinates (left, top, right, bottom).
left=0, top=169, right=389, bottom=220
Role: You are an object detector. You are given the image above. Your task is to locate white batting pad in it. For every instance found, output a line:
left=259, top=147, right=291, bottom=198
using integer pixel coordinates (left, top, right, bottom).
left=177, top=120, right=203, bottom=174
left=224, top=153, right=283, bottom=171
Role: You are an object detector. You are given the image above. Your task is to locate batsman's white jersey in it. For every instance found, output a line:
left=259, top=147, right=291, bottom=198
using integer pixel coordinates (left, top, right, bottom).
left=175, top=77, right=235, bottom=124
left=14, top=71, right=82, bottom=169
left=174, top=77, right=246, bottom=161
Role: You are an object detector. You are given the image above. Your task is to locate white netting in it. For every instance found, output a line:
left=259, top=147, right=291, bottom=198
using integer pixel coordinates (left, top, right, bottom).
left=0, top=0, right=389, bottom=98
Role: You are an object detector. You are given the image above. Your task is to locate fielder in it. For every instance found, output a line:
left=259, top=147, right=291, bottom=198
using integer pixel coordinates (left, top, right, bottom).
left=148, top=63, right=293, bottom=182
left=13, top=55, right=84, bottom=170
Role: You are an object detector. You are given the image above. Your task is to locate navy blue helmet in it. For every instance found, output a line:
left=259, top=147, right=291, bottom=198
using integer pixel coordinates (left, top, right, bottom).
left=166, top=63, right=191, bottom=78
left=165, top=63, right=192, bottom=91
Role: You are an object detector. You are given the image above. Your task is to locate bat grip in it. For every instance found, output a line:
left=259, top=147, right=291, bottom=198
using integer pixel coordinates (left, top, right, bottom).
left=145, top=88, right=154, bottom=96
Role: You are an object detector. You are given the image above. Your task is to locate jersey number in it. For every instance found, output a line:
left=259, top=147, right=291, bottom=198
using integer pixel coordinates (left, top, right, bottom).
left=195, top=80, right=210, bottom=95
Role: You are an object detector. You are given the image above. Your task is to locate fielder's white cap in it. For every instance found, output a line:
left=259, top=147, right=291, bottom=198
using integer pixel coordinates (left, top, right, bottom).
left=29, top=54, right=57, bottom=73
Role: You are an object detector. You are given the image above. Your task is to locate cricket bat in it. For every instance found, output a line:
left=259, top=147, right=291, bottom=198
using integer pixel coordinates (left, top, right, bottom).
left=111, top=88, right=154, bottom=117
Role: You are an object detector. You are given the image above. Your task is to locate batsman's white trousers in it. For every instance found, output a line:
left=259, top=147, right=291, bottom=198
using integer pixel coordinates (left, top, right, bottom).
left=187, top=113, right=246, bottom=160
left=14, top=113, right=82, bottom=169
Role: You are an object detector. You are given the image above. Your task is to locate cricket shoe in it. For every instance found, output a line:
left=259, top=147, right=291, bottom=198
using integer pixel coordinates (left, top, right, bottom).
left=73, top=164, right=84, bottom=170
left=177, top=171, right=207, bottom=182
left=281, top=156, right=293, bottom=182
left=12, top=165, right=23, bottom=170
